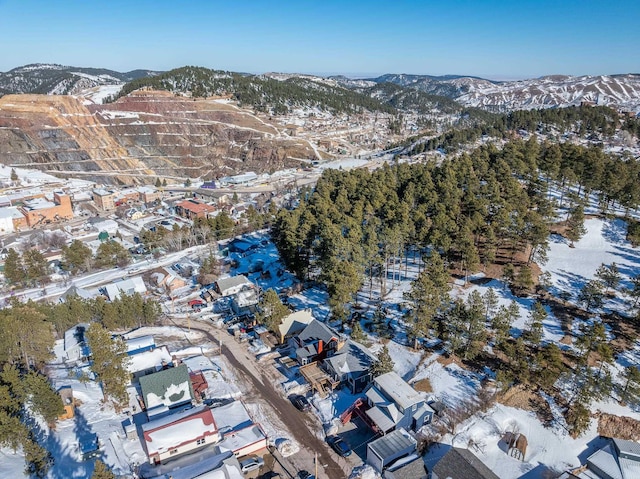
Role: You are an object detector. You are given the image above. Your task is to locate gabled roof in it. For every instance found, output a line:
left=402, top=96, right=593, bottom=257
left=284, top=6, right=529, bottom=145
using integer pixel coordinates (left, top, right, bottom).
left=373, top=372, right=423, bottom=410
left=216, top=275, right=253, bottom=296
left=139, top=364, right=194, bottom=409
left=432, top=447, right=500, bottom=479
left=126, top=346, right=172, bottom=376
left=613, top=438, right=640, bottom=460
left=297, top=319, right=338, bottom=345
left=278, top=309, right=314, bottom=339
left=324, top=340, right=376, bottom=379
left=104, top=276, right=146, bottom=301
left=64, top=323, right=90, bottom=352
left=60, top=285, right=95, bottom=302
left=587, top=438, right=640, bottom=479
left=142, top=405, right=218, bottom=457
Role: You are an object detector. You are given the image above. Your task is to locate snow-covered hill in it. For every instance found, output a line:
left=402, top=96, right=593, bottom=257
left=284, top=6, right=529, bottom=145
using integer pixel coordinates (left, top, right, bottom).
left=369, top=73, right=640, bottom=112
left=0, top=63, right=160, bottom=97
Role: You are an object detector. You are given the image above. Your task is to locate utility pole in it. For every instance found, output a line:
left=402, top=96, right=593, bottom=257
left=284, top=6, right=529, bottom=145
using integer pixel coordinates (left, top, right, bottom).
left=315, top=451, right=318, bottom=478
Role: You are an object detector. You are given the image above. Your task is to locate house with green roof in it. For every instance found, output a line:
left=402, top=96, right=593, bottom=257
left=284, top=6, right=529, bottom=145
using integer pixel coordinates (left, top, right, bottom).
left=139, top=363, right=195, bottom=412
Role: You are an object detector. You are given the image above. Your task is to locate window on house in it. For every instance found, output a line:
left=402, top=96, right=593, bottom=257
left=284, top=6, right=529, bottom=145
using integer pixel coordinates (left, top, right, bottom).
left=169, top=449, right=178, bottom=455
left=197, top=438, right=206, bottom=445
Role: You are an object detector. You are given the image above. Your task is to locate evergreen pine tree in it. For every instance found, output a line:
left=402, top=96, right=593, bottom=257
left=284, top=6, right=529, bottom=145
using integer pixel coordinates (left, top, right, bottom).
left=594, top=262, right=621, bottom=295
left=256, top=289, right=290, bottom=335
left=371, top=345, right=394, bottom=377
left=86, top=324, right=129, bottom=406
left=4, top=248, right=25, bottom=285
left=91, top=460, right=116, bottom=479
left=525, top=301, right=546, bottom=347
left=566, top=204, right=587, bottom=247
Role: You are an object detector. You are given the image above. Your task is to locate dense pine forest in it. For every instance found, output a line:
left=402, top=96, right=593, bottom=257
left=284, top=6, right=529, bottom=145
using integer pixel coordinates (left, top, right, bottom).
left=272, top=137, right=640, bottom=434
left=116, top=66, right=396, bottom=115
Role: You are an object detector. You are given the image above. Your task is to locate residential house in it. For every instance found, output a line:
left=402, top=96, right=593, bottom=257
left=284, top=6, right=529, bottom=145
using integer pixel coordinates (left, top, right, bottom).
left=365, top=372, right=433, bottom=433
left=125, top=335, right=156, bottom=355
left=585, top=437, right=640, bottom=479
left=231, top=286, right=259, bottom=317
left=139, top=364, right=195, bottom=411
left=149, top=267, right=187, bottom=295
left=63, top=323, right=91, bottom=362
left=141, top=404, right=220, bottom=465
left=126, top=346, right=173, bottom=382
left=293, top=319, right=344, bottom=365
left=215, top=275, right=254, bottom=297
left=277, top=309, right=314, bottom=344
left=367, top=428, right=418, bottom=473
left=103, top=276, right=147, bottom=301
left=59, top=285, right=95, bottom=302
left=323, top=339, right=376, bottom=394
left=137, top=449, right=243, bottom=479
left=211, top=401, right=268, bottom=457
left=175, top=199, right=216, bottom=220
left=431, top=447, right=499, bottom=479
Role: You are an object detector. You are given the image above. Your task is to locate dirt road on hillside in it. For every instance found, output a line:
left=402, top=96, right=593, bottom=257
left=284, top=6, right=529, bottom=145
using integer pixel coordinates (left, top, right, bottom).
left=175, top=321, right=350, bottom=479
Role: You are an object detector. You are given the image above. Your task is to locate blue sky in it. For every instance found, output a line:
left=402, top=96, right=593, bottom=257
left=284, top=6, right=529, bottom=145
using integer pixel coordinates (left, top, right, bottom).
left=0, top=0, right=638, bottom=79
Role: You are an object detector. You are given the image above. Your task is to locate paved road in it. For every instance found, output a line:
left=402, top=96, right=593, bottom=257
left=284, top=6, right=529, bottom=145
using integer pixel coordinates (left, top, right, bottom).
left=182, top=321, right=351, bottom=479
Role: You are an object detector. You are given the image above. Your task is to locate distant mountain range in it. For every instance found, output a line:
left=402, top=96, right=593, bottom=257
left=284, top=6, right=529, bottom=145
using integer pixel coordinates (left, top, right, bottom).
left=0, top=63, right=159, bottom=96
left=359, top=72, right=640, bottom=112
left=1, top=63, right=639, bottom=113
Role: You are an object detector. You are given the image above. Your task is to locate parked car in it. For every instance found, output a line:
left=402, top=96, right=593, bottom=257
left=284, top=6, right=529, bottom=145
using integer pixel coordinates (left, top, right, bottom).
left=326, top=435, right=352, bottom=457
left=239, top=455, right=264, bottom=473
left=290, top=394, right=312, bottom=412
left=298, top=471, right=315, bottom=479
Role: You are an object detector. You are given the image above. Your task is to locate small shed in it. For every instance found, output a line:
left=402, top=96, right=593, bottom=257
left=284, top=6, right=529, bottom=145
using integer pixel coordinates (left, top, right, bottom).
left=80, top=433, right=100, bottom=461
left=58, top=386, right=75, bottom=420
left=367, top=428, right=417, bottom=473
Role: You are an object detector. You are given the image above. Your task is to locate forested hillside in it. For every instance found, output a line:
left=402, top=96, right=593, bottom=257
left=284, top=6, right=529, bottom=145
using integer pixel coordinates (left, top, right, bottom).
left=117, top=66, right=396, bottom=115
left=273, top=137, right=640, bottom=320
left=406, top=104, right=640, bottom=154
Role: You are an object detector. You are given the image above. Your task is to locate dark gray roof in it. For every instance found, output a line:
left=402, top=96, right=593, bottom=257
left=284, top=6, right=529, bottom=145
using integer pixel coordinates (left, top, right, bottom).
left=386, top=456, right=428, bottom=479
left=432, top=447, right=500, bottom=479
left=324, top=340, right=376, bottom=379
left=298, top=320, right=338, bottom=345
left=368, top=428, right=416, bottom=459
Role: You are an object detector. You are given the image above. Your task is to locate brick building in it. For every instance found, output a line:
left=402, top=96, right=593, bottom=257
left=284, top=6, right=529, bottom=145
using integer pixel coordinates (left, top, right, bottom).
left=19, top=192, right=73, bottom=228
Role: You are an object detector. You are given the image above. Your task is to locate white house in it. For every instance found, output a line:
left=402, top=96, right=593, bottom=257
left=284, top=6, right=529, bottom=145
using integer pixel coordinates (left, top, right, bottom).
left=211, top=401, right=268, bottom=458
left=63, top=323, right=91, bottom=362
left=141, top=405, right=220, bottom=464
left=103, top=276, right=147, bottom=301
left=215, top=275, right=254, bottom=297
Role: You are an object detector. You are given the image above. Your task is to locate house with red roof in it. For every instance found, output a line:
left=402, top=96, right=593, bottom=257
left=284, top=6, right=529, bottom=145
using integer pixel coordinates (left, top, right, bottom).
left=141, top=405, right=221, bottom=464
left=175, top=199, right=216, bottom=220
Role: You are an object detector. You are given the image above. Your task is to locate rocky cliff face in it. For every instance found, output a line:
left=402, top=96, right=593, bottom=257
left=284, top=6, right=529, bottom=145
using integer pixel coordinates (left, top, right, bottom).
left=0, top=91, right=318, bottom=184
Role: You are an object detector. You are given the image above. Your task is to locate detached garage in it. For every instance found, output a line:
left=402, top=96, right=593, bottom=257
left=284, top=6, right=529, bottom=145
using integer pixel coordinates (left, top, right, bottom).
left=367, top=428, right=417, bottom=473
